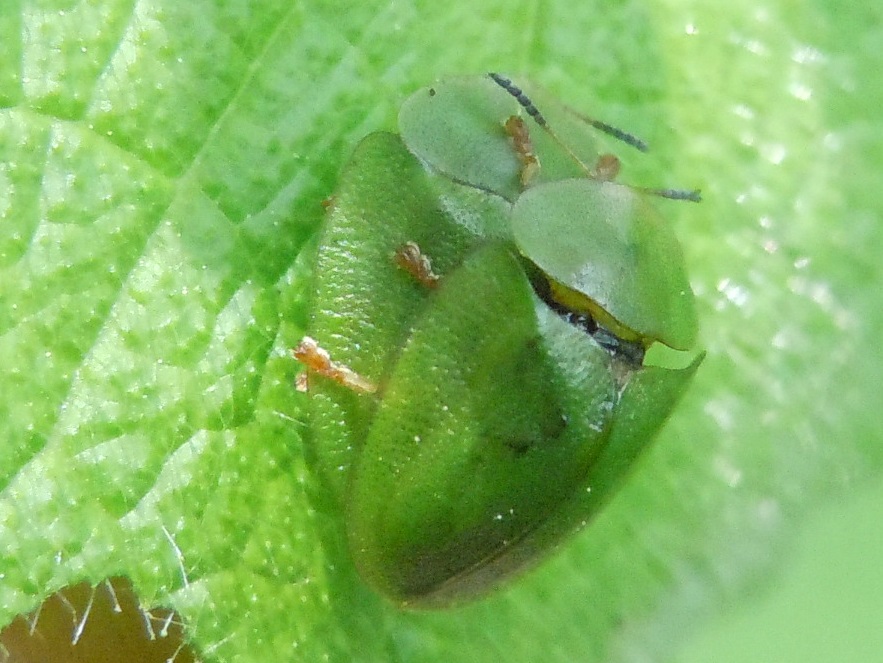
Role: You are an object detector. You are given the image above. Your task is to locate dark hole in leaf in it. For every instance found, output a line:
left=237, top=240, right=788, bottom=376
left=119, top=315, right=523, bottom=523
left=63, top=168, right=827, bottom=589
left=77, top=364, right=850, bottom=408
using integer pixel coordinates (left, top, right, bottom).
left=0, top=576, right=197, bottom=663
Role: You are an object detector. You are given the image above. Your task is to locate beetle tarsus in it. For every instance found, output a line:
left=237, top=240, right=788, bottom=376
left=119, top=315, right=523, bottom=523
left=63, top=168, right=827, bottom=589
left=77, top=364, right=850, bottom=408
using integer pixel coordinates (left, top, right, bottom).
left=395, top=242, right=441, bottom=289
left=592, top=154, right=621, bottom=181
left=504, top=116, right=540, bottom=186
left=293, top=336, right=377, bottom=394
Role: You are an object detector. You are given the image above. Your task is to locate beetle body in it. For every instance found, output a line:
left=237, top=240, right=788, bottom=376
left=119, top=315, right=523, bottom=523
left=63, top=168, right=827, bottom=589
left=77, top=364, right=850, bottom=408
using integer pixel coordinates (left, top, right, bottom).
left=299, top=75, right=702, bottom=608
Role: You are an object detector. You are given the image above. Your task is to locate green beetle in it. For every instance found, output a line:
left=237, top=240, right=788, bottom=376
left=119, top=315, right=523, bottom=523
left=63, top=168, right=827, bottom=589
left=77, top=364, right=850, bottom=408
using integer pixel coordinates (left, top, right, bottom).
left=295, top=73, right=703, bottom=609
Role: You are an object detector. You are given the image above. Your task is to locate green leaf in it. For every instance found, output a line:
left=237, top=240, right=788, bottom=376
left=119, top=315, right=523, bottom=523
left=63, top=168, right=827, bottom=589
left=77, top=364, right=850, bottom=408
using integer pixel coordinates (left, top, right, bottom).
left=1, top=1, right=879, bottom=662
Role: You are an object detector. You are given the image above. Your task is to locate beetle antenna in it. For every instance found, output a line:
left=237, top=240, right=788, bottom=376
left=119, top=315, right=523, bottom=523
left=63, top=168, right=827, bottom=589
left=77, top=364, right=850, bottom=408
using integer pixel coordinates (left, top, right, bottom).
left=488, top=73, right=595, bottom=177
left=488, top=73, right=548, bottom=128
left=639, top=187, right=703, bottom=203
left=488, top=74, right=700, bottom=204
left=565, top=111, right=649, bottom=152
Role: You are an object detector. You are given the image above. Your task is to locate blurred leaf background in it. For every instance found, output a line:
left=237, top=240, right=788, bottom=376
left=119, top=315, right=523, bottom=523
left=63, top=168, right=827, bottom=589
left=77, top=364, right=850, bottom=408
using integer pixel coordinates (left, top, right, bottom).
left=0, top=1, right=880, bottom=661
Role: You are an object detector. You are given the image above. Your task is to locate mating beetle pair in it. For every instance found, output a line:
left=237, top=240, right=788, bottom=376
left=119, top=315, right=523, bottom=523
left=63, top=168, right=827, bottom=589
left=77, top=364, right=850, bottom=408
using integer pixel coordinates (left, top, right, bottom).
left=295, top=73, right=702, bottom=608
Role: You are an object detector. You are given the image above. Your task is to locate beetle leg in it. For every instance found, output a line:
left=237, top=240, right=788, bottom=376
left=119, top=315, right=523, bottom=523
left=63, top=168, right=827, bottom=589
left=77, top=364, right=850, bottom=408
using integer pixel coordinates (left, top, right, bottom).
left=592, top=154, right=621, bottom=181
left=395, top=241, right=441, bottom=289
left=293, top=336, right=377, bottom=394
left=503, top=116, right=540, bottom=186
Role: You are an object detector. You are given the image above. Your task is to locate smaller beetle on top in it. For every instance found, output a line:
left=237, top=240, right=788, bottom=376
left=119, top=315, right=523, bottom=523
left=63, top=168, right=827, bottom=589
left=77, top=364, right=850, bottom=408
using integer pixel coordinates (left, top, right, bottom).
left=399, top=73, right=699, bottom=362
left=295, top=73, right=703, bottom=608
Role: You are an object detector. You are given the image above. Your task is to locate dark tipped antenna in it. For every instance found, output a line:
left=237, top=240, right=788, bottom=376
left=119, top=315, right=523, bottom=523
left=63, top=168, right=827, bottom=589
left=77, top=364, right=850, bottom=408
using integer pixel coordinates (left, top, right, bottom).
left=640, top=188, right=703, bottom=203
left=487, top=72, right=701, bottom=204
left=488, top=72, right=648, bottom=153
left=571, top=114, right=649, bottom=152
left=488, top=73, right=549, bottom=127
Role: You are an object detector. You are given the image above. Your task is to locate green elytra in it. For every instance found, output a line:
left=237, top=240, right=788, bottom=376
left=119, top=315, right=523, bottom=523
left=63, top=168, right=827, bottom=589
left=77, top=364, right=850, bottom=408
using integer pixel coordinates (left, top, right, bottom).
left=299, top=73, right=702, bottom=608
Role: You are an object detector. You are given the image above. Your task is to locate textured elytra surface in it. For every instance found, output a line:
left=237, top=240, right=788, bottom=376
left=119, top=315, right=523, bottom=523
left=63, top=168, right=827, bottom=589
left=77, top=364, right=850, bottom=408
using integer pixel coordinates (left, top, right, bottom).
left=1, top=2, right=881, bottom=663
left=307, top=125, right=701, bottom=608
